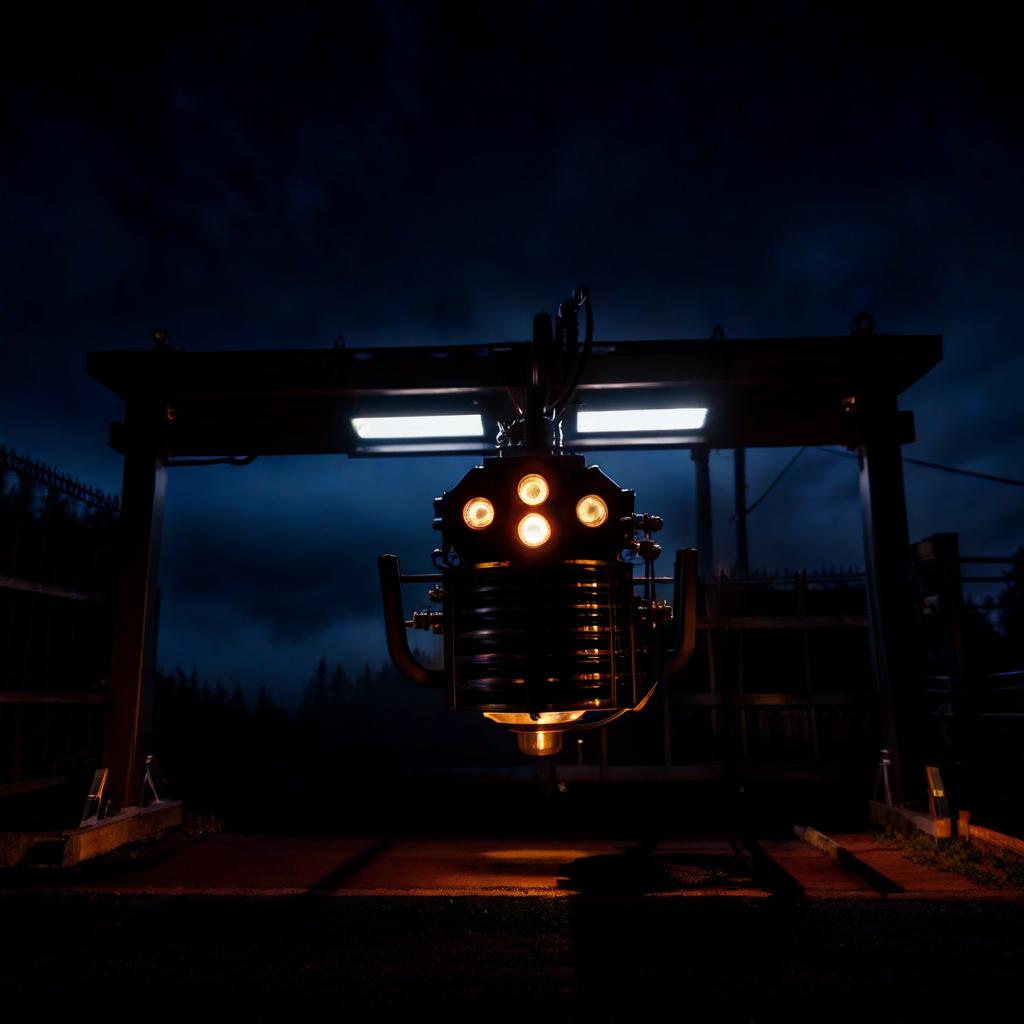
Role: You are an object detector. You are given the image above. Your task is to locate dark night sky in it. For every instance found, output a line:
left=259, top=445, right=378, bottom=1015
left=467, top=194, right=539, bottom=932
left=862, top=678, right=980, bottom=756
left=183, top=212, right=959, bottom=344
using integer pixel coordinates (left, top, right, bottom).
left=2, top=3, right=1022, bottom=697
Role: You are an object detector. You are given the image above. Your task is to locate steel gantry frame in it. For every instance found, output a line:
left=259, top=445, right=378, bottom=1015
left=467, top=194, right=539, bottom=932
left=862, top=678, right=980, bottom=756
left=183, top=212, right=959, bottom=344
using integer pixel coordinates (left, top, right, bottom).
left=87, top=325, right=942, bottom=810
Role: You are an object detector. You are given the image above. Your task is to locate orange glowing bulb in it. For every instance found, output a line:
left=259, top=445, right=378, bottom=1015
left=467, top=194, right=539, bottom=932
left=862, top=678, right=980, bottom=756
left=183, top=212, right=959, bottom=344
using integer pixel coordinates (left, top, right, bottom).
left=463, top=497, right=495, bottom=529
left=517, top=473, right=549, bottom=506
left=576, top=495, right=608, bottom=527
left=517, top=512, right=551, bottom=547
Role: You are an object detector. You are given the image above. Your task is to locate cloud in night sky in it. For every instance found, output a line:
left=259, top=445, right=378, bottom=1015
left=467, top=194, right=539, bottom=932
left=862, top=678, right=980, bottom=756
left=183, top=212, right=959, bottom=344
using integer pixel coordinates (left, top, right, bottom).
left=2, top=3, right=1022, bottom=694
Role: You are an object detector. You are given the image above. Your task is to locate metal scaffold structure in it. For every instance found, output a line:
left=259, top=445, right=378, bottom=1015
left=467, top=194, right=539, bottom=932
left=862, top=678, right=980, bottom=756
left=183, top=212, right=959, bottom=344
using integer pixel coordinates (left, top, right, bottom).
left=82, top=316, right=942, bottom=814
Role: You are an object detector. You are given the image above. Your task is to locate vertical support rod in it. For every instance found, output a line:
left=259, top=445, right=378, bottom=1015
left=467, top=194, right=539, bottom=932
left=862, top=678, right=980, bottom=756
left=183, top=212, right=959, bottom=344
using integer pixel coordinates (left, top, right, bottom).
left=4, top=475, right=31, bottom=679
left=692, top=447, right=713, bottom=580
left=736, top=630, right=749, bottom=764
left=796, top=571, right=820, bottom=764
left=103, top=444, right=166, bottom=810
left=526, top=313, right=553, bottom=452
left=705, top=591, right=734, bottom=792
left=922, top=532, right=970, bottom=802
left=734, top=448, right=749, bottom=576
left=661, top=675, right=673, bottom=767
left=858, top=406, right=919, bottom=805
left=940, top=534, right=969, bottom=787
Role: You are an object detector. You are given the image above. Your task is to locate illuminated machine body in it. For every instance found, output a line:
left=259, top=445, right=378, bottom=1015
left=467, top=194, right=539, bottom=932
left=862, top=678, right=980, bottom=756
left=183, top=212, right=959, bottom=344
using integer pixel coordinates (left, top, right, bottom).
left=380, top=288, right=697, bottom=755
left=381, top=453, right=696, bottom=755
left=438, top=456, right=641, bottom=727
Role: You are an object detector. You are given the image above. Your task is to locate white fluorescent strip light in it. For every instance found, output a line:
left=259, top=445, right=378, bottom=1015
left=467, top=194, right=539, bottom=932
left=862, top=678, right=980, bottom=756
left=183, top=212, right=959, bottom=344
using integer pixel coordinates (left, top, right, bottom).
left=351, top=414, right=485, bottom=440
left=576, top=407, right=708, bottom=433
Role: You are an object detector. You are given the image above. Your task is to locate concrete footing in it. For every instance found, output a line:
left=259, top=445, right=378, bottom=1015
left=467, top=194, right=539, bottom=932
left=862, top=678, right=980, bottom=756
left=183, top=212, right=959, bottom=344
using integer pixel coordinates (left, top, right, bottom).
left=0, top=800, right=183, bottom=867
left=868, top=799, right=951, bottom=838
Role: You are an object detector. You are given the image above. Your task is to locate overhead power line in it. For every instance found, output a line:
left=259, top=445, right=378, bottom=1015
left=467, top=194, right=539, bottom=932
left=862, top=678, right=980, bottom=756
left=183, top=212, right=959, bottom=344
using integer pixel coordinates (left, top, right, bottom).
left=812, top=447, right=1024, bottom=488
left=742, top=445, right=1024, bottom=518
left=743, top=447, right=807, bottom=515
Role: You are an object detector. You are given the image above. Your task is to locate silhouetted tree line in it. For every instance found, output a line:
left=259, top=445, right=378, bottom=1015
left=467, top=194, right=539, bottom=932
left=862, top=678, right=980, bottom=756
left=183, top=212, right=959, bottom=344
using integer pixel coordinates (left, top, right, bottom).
left=149, top=553, right=1024, bottom=831
left=5, top=452, right=1022, bottom=830
left=152, top=655, right=509, bottom=830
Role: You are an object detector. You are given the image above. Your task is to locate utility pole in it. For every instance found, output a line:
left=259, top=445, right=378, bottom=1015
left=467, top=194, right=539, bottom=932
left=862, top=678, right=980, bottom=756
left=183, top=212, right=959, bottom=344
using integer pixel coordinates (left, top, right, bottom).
left=734, top=447, right=749, bottom=575
left=692, top=447, right=713, bottom=579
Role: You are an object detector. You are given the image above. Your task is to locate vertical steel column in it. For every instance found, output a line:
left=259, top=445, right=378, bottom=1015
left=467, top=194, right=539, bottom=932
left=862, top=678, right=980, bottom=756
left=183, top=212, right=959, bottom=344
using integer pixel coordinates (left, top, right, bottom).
left=858, top=402, right=920, bottom=805
left=526, top=313, right=553, bottom=452
left=918, top=532, right=970, bottom=801
left=661, top=675, right=673, bottom=767
left=795, top=571, right=821, bottom=765
left=734, top=448, right=749, bottom=576
left=939, top=534, right=969, bottom=781
left=692, top=447, right=713, bottom=580
left=102, top=435, right=166, bottom=810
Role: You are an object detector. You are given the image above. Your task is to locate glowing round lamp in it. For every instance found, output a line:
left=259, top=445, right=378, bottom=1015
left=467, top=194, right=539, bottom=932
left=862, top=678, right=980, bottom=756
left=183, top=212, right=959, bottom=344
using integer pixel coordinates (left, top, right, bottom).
left=463, top=497, right=495, bottom=530
left=517, top=474, right=549, bottom=506
left=576, top=495, right=608, bottom=527
left=517, top=512, right=551, bottom=547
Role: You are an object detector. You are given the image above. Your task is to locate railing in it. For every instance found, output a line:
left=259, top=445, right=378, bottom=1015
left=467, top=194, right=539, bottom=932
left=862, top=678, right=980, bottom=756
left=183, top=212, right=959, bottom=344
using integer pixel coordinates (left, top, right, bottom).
left=0, top=446, right=119, bottom=512
left=959, top=554, right=1016, bottom=583
left=661, top=569, right=871, bottom=778
left=958, top=554, right=1018, bottom=615
left=1, top=446, right=117, bottom=806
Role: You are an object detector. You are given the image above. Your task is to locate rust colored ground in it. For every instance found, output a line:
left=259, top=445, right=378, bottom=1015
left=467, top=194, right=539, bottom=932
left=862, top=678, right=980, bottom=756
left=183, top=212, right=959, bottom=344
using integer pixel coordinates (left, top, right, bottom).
left=3, top=832, right=1022, bottom=1019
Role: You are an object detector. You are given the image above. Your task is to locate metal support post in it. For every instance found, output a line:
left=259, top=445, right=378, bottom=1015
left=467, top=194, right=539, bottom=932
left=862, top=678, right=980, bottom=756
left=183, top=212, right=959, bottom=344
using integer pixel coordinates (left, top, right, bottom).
left=692, top=446, right=713, bottom=580
left=915, top=532, right=970, bottom=804
left=102, top=437, right=166, bottom=810
left=858, top=403, right=920, bottom=805
left=734, top=448, right=749, bottom=576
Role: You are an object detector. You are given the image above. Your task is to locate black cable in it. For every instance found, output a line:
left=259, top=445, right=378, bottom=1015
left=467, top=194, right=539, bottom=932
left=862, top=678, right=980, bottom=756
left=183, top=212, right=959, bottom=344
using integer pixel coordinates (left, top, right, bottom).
left=813, top=446, right=1024, bottom=487
left=164, top=455, right=258, bottom=468
left=743, top=447, right=807, bottom=515
left=505, top=388, right=524, bottom=416
left=547, top=285, right=592, bottom=414
left=744, top=443, right=1024, bottom=519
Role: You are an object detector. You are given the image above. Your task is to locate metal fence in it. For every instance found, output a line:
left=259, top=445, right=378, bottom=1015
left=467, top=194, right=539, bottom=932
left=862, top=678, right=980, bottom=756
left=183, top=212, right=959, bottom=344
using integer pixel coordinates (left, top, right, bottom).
left=0, top=447, right=118, bottom=822
left=557, top=566, right=873, bottom=784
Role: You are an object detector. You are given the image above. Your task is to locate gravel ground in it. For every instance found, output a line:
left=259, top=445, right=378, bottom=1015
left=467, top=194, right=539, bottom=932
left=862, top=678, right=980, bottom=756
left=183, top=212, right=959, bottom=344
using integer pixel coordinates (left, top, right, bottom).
left=2, top=891, right=1021, bottom=1021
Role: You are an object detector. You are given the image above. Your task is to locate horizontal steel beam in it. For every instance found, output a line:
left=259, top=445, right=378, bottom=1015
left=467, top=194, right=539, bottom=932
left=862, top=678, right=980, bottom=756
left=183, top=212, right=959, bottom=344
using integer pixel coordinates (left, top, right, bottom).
left=698, top=614, right=868, bottom=630
left=106, top=404, right=917, bottom=458
left=0, top=776, right=70, bottom=799
left=0, top=575, right=106, bottom=605
left=672, top=692, right=865, bottom=706
left=87, top=335, right=942, bottom=399
left=88, top=334, right=938, bottom=458
left=0, top=691, right=108, bottom=705
left=434, top=762, right=857, bottom=782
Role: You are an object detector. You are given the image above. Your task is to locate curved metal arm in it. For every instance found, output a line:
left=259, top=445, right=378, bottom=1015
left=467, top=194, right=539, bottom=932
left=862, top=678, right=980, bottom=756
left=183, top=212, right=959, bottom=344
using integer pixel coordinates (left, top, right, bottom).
left=378, top=554, right=446, bottom=689
left=661, top=547, right=698, bottom=683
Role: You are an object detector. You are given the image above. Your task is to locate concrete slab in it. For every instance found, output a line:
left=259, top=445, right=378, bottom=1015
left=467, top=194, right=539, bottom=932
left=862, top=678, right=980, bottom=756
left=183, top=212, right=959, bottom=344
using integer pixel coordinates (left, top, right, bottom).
left=0, top=802, right=183, bottom=867
left=6, top=832, right=1019, bottom=901
left=45, top=834, right=382, bottom=894
left=759, top=839, right=879, bottom=898
left=833, top=833, right=981, bottom=895
left=335, top=838, right=632, bottom=892
left=869, top=799, right=951, bottom=837
left=652, top=837, right=738, bottom=856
